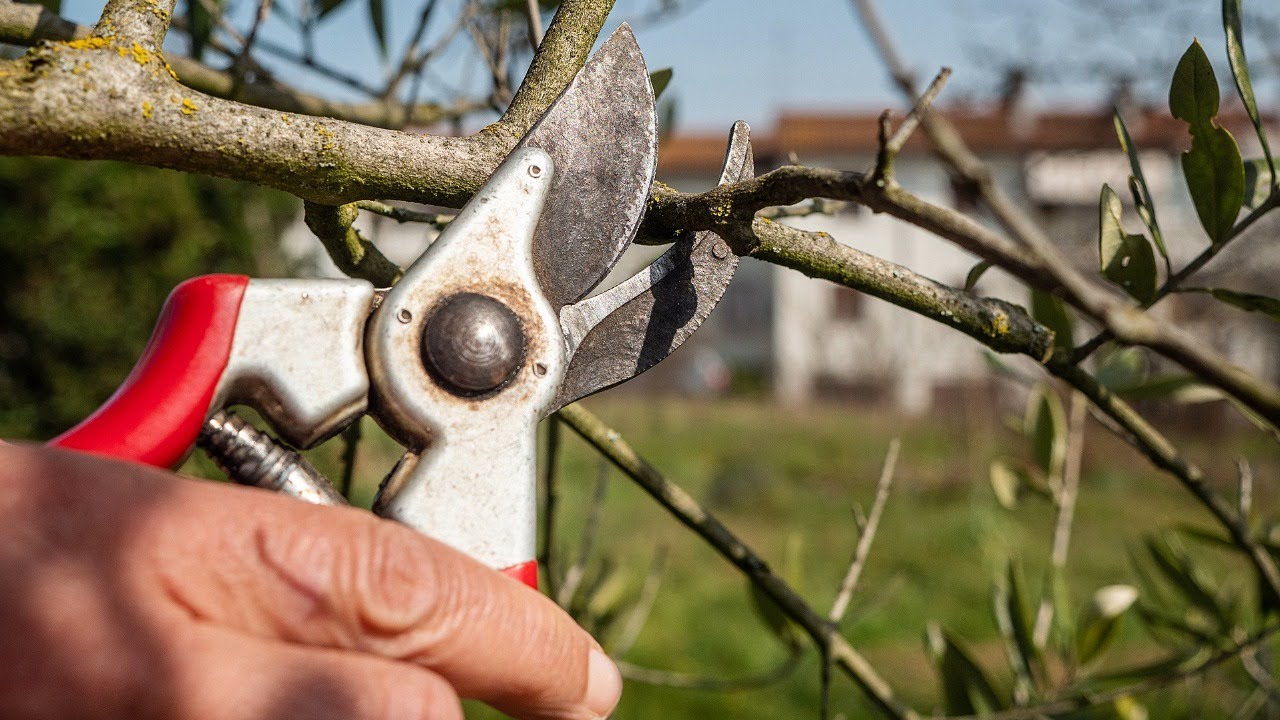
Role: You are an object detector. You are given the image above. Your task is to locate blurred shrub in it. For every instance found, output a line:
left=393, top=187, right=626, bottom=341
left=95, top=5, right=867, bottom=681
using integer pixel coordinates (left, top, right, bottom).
left=0, top=157, right=295, bottom=439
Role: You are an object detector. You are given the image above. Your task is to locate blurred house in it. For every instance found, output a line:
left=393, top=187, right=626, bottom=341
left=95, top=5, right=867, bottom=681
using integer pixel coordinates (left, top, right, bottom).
left=654, top=101, right=1279, bottom=413
left=283, top=99, right=1279, bottom=414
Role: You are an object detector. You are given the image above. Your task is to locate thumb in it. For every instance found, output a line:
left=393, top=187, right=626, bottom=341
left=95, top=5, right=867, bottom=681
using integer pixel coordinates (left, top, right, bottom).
left=149, top=473, right=622, bottom=720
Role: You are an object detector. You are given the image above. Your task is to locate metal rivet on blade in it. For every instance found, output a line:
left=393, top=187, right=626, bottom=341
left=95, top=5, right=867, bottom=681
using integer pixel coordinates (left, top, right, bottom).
left=712, top=244, right=729, bottom=260
left=528, top=165, right=542, bottom=178
left=422, top=293, right=526, bottom=396
left=534, top=362, right=548, bottom=376
left=396, top=308, right=413, bottom=323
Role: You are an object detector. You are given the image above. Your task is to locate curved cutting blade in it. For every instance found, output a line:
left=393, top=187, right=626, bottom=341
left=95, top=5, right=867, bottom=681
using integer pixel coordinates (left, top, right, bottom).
left=516, top=23, right=658, bottom=310
left=551, top=121, right=753, bottom=411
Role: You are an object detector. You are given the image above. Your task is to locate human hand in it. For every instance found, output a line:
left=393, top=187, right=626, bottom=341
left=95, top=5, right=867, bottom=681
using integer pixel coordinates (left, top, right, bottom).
left=0, top=444, right=621, bottom=720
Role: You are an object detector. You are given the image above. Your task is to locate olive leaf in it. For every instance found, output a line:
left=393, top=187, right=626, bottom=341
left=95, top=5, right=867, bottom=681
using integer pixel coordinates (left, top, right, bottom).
left=1076, top=585, right=1139, bottom=668
left=1185, top=287, right=1280, bottom=321
left=187, top=0, right=224, bottom=61
left=1169, top=40, right=1245, bottom=245
left=1113, top=110, right=1167, bottom=262
left=926, top=624, right=1006, bottom=715
left=1030, top=290, right=1073, bottom=355
left=1243, top=158, right=1275, bottom=208
left=964, top=260, right=994, bottom=291
left=1223, top=0, right=1275, bottom=185
left=1098, top=185, right=1157, bottom=303
left=1026, top=384, right=1067, bottom=480
left=369, top=0, right=387, bottom=57
left=649, top=68, right=673, bottom=101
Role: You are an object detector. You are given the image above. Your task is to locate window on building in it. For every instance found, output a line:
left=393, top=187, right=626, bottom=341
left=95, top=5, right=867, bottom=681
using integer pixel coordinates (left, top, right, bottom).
left=832, top=286, right=864, bottom=320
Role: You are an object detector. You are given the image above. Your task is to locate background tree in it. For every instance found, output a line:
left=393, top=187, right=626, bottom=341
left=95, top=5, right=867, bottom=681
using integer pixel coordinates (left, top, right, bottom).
left=2, top=0, right=1279, bottom=717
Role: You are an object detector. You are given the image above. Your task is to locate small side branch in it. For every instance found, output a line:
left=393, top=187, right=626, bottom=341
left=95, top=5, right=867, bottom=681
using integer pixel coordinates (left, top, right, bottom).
left=830, top=438, right=900, bottom=623
left=302, top=202, right=403, bottom=286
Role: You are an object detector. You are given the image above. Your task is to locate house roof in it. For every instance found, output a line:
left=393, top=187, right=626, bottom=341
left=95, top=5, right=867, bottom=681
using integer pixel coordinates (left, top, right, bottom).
left=657, top=105, right=1260, bottom=175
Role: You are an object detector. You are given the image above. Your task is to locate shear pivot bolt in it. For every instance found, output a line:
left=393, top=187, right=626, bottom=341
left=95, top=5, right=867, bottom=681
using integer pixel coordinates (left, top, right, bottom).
left=422, top=293, right=525, bottom=396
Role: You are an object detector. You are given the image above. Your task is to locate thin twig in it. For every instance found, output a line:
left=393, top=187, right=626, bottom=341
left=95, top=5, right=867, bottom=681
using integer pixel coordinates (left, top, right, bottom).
left=556, top=456, right=610, bottom=607
left=1033, top=390, right=1087, bottom=649
left=337, top=419, right=361, bottom=499
left=829, top=438, right=900, bottom=623
left=617, top=650, right=802, bottom=691
left=879, top=67, right=951, bottom=172
left=229, top=0, right=272, bottom=96
left=611, top=546, right=668, bottom=657
left=524, top=0, right=544, bottom=49
left=1238, top=458, right=1254, bottom=521
left=355, top=200, right=455, bottom=228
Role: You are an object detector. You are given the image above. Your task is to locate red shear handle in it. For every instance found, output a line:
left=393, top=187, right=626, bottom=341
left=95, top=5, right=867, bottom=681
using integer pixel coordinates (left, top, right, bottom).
left=51, top=275, right=249, bottom=468
left=502, top=561, right=539, bottom=590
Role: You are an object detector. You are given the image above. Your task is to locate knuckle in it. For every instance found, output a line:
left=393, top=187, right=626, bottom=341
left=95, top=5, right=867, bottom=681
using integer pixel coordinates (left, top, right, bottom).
left=351, top=521, right=446, bottom=642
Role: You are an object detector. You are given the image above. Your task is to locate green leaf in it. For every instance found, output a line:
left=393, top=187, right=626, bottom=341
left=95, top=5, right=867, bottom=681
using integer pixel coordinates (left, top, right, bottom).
left=1096, top=346, right=1148, bottom=391
left=1169, top=41, right=1245, bottom=244
left=1048, top=565, right=1075, bottom=652
left=1169, top=40, right=1220, bottom=125
left=964, top=261, right=993, bottom=292
left=1186, top=287, right=1280, bottom=321
left=1181, top=126, right=1246, bottom=244
left=989, top=458, right=1027, bottom=509
left=1144, top=534, right=1227, bottom=628
left=925, top=624, right=1006, bottom=715
left=1112, top=696, right=1149, bottom=720
left=315, top=0, right=348, bottom=18
left=1114, top=110, right=1167, bottom=261
left=1223, top=0, right=1275, bottom=183
left=368, top=0, right=387, bottom=56
left=1030, top=290, right=1073, bottom=354
left=1025, top=384, right=1066, bottom=479
left=993, top=562, right=1042, bottom=693
left=186, top=0, right=223, bottom=61
left=1113, top=374, right=1202, bottom=401
left=1098, top=185, right=1158, bottom=303
left=649, top=68, right=673, bottom=102
left=1076, top=585, right=1138, bottom=667
left=1243, top=158, right=1275, bottom=208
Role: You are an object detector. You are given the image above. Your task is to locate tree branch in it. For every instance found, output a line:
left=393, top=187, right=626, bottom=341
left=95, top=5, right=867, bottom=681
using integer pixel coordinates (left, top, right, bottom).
left=302, top=202, right=403, bottom=285
left=0, top=0, right=614, bottom=207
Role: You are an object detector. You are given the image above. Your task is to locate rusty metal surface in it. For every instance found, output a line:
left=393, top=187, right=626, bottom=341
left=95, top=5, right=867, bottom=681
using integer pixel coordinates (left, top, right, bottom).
left=517, top=23, right=658, bottom=310
left=551, top=121, right=753, bottom=410
left=199, top=410, right=347, bottom=505
left=364, top=149, right=565, bottom=569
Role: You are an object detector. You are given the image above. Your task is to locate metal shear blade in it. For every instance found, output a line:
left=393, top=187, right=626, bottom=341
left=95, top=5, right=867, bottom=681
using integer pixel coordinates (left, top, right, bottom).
left=554, top=121, right=753, bottom=410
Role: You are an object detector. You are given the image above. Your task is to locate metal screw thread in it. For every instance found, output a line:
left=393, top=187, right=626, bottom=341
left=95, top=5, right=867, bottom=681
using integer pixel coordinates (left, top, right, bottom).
left=198, top=410, right=347, bottom=506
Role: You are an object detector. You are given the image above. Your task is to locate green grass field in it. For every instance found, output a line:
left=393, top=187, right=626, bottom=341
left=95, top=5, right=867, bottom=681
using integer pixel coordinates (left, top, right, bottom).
left=268, top=395, right=1280, bottom=718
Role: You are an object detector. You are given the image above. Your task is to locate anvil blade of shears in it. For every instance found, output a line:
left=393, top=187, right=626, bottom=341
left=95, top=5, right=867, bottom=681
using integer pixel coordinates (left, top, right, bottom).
left=517, top=24, right=658, bottom=310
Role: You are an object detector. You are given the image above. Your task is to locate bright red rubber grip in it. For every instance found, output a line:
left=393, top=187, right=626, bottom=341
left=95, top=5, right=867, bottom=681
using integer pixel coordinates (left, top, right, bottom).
left=51, top=275, right=249, bottom=468
left=502, top=561, right=539, bottom=590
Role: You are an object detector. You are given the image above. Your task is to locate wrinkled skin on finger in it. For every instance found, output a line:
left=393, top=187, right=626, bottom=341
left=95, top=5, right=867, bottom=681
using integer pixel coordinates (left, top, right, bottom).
left=0, top=444, right=621, bottom=720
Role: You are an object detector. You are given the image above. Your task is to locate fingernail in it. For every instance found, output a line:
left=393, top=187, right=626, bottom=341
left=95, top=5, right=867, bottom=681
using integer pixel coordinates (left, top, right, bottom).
left=584, top=649, right=622, bottom=719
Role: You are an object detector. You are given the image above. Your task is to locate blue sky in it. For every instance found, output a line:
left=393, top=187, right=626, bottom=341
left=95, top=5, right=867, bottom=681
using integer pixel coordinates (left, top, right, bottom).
left=58, top=0, right=1265, bottom=133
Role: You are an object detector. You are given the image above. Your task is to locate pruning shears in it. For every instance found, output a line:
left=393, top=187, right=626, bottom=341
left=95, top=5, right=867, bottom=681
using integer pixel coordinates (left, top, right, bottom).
left=49, top=25, right=754, bottom=588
